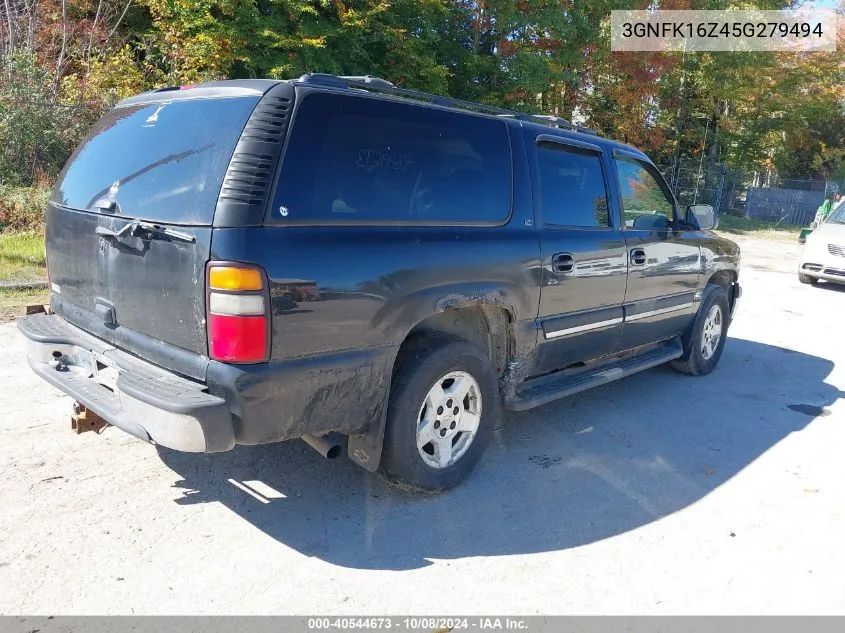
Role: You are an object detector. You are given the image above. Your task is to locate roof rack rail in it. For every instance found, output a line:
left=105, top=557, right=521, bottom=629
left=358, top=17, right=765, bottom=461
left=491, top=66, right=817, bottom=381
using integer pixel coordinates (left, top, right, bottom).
left=300, top=73, right=397, bottom=90
left=295, top=73, right=600, bottom=137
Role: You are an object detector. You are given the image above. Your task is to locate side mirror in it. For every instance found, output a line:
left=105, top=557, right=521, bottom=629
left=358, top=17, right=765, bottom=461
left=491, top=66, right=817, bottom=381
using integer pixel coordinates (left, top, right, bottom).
left=687, top=204, right=718, bottom=230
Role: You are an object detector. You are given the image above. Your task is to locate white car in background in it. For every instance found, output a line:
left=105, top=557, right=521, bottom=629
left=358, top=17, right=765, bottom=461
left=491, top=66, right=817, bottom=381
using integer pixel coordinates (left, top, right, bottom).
left=799, top=199, right=845, bottom=286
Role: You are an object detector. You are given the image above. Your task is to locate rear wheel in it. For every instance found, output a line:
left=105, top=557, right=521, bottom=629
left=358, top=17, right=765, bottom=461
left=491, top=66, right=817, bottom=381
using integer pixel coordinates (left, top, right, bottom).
left=380, top=335, right=498, bottom=492
left=671, top=284, right=730, bottom=376
left=798, top=271, right=819, bottom=285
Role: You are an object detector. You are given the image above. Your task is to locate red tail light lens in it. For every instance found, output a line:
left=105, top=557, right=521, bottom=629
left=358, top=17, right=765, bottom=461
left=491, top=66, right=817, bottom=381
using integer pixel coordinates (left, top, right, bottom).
left=208, top=314, right=268, bottom=363
left=206, top=264, right=270, bottom=364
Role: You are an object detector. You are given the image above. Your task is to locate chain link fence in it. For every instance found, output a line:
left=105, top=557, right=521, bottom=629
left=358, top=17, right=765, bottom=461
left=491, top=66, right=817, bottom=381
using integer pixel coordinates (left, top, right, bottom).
left=659, top=158, right=845, bottom=226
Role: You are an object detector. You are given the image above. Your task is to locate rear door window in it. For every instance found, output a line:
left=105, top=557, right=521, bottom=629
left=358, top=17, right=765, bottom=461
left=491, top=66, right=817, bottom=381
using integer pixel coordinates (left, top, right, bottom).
left=53, top=96, right=260, bottom=225
left=271, top=92, right=512, bottom=225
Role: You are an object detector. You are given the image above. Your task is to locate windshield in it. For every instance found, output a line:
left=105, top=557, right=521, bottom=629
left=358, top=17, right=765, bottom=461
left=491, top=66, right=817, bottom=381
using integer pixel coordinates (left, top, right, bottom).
left=827, top=199, right=845, bottom=224
left=52, top=96, right=260, bottom=225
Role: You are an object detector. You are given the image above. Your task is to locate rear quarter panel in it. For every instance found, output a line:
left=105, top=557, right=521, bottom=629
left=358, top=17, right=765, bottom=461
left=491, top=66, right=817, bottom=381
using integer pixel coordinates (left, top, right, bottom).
left=208, top=219, right=541, bottom=444
left=206, top=120, right=542, bottom=447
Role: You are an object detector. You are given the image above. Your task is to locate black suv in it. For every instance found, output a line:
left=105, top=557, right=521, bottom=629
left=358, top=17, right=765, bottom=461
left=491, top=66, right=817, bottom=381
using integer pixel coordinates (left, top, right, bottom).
left=18, top=74, right=741, bottom=491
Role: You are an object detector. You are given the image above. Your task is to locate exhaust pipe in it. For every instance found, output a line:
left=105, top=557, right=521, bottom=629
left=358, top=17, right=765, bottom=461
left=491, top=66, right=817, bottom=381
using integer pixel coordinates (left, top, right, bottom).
left=301, top=433, right=343, bottom=459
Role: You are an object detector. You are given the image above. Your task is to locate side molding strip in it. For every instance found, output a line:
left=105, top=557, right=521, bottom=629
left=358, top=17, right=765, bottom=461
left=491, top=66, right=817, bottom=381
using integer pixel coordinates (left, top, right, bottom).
left=625, top=303, right=694, bottom=322
left=545, top=317, right=623, bottom=339
left=544, top=301, right=696, bottom=338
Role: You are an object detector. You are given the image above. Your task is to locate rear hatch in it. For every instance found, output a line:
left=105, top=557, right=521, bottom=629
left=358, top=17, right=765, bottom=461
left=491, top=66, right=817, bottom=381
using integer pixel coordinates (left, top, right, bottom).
left=47, top=86, right=264, bottom=378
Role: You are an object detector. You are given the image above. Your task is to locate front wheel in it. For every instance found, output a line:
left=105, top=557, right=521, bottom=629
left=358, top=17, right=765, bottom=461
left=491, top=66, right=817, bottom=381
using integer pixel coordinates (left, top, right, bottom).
left=379, top=335, right=499, bottom=492
left=671, top=284, right=731, bottom=376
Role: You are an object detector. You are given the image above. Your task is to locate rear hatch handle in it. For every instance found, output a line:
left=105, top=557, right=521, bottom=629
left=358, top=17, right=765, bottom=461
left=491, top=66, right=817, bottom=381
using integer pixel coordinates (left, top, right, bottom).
left=96, top=219, right=196, bottom=243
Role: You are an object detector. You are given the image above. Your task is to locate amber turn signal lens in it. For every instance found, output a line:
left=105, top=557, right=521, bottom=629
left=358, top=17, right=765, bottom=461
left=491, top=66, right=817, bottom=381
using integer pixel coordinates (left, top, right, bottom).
left=208, top=266, right=264, bottom=291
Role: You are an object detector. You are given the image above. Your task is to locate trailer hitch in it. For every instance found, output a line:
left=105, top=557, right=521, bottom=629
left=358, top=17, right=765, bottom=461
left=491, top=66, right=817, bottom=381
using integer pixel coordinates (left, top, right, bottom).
left=71, top=403, right=110, bottom=434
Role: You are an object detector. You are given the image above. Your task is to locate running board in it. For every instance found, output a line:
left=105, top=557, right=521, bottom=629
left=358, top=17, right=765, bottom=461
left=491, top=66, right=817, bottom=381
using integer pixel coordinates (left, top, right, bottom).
left=505, top=338, right=684, bottom=412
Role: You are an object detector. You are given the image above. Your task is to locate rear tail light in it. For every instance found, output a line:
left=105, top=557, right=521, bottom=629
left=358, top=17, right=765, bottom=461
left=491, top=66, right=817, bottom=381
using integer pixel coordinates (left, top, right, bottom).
left=208, top=293, right=265, bottom=316
left=208, top=314, right=267, bottom=362
left=207, top=264, right=270, bottom=363
left=208, top=266, right=263, bottom=291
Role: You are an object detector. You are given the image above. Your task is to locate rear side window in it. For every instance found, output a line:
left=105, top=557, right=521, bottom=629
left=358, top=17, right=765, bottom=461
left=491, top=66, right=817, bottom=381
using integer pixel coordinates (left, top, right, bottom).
left=534, top=142, right=610, bottom=227
left=53, top=96, right=260, bottom=225
left=271, top=93, right=512, bottom=224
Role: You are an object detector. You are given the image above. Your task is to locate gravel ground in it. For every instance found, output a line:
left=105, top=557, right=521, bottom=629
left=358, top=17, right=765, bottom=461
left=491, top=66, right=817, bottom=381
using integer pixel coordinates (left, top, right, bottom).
left=1, top=237, right=843, bottom=615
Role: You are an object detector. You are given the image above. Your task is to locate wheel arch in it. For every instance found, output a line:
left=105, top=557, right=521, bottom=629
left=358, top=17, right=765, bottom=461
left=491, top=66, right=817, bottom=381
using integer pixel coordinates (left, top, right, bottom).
left=400, top=304, right=514, bottom=376
left=705, top=269, right=739, bottom=312
left=347, top=298, right=517, bottom=473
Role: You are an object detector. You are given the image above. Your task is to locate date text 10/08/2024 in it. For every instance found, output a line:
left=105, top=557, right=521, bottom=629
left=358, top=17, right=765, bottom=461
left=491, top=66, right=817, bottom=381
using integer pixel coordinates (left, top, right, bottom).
left=307, top=617, right=529, bottom=630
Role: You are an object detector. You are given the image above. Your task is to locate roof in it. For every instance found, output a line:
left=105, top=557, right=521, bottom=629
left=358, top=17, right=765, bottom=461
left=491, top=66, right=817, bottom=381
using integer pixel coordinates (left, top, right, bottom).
left=117, top=80, right=280, bottom=107
left=289, top=74, right=652, bottom=159
left=290, top=73, right=600, bottom=137
left=116, top=73, right=649, bottom=159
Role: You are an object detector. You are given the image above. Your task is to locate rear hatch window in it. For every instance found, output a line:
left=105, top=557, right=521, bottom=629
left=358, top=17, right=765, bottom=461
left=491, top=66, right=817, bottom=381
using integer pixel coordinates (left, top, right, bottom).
left=53, top=96, right=260, bottom=224
left=46, top=93, right=261, bottom=375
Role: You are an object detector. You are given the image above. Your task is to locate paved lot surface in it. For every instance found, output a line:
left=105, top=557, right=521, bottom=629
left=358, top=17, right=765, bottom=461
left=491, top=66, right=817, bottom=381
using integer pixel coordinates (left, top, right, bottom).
left=1, top=237, right=843, bottom=615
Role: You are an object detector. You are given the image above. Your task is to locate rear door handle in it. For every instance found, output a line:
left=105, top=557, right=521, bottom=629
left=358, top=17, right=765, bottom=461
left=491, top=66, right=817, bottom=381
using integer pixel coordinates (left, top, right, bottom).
left=630, top=248, right=646, bottom=266
left=552, top=253, right=574, bottom=273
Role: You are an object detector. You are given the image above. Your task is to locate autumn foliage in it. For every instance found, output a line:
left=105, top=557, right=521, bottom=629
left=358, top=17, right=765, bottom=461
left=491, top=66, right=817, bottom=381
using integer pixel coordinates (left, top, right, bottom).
left=0, top=0, right=843, bottom=187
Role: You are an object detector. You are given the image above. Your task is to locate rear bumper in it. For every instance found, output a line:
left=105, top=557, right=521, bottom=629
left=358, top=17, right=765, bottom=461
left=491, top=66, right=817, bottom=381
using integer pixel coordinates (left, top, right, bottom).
left=17, top=313, right=235, bottom=452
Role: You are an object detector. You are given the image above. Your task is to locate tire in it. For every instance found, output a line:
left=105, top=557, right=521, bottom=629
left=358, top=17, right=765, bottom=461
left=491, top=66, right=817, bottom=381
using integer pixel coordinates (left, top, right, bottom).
left=798, top=271, right=818, bottom=285
left=379, top=334, right=499, bottom=492
left=671, top=283, right=731, bottom=376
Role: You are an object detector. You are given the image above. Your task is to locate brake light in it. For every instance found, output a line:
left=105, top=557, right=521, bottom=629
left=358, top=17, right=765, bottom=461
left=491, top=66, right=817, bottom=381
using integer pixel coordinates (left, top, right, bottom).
left=207, top=264, right=270, bottom=363
left=208, top=315, right=267, bottom=362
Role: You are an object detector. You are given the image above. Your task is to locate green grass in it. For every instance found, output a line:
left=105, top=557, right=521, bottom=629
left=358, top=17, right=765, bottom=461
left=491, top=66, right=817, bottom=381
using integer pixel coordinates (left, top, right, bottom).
left=0, top=231, right=46, bottom=283
left=0, top=230, right=48, bottom=321
left=715, top=215, right=803, bottom=242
